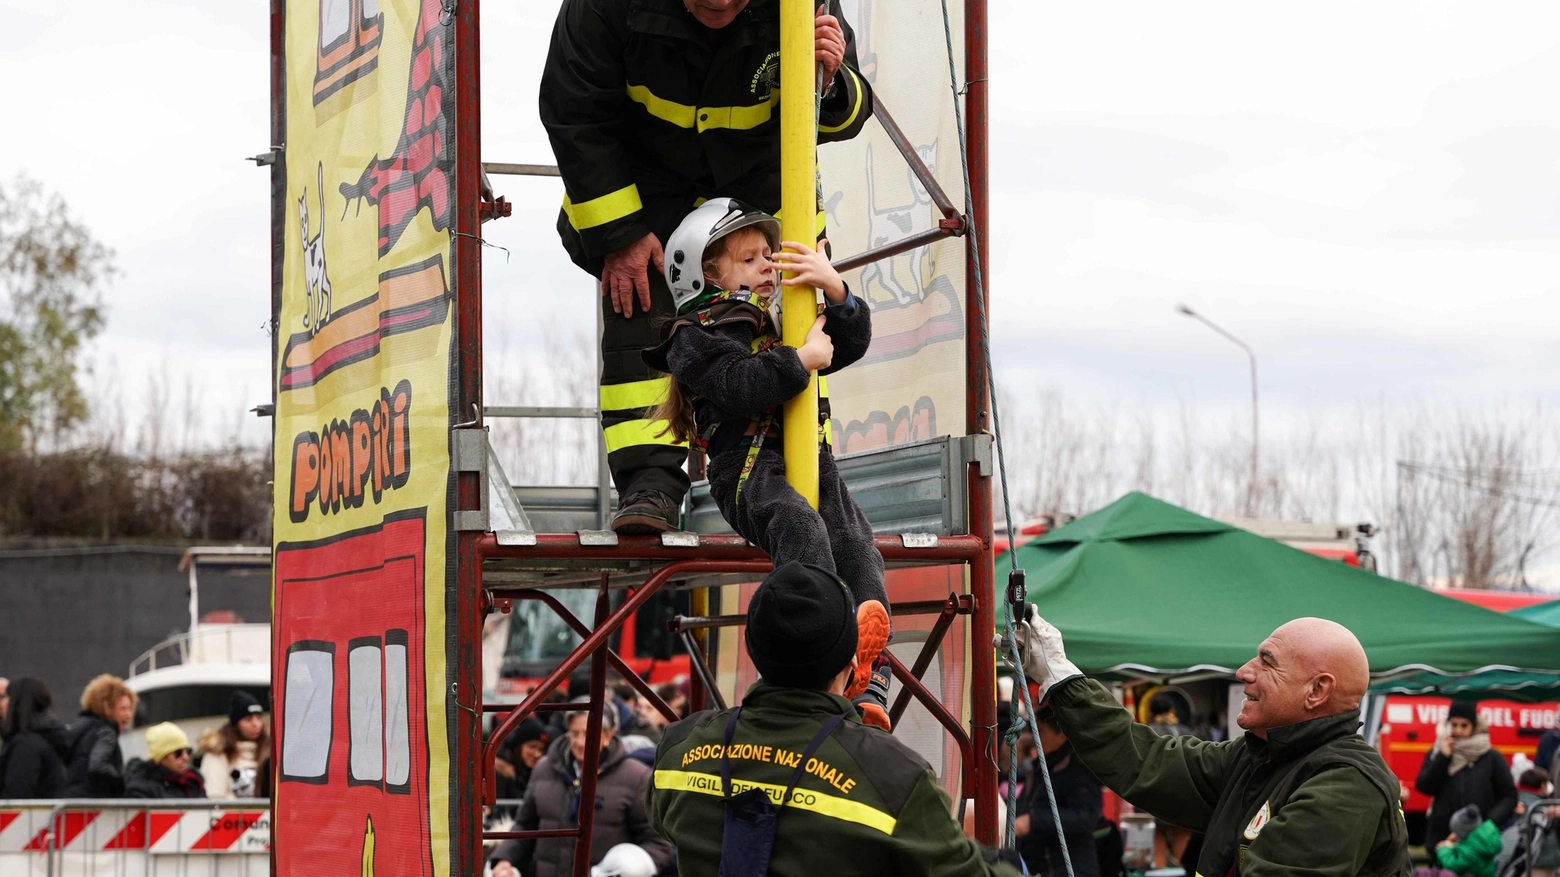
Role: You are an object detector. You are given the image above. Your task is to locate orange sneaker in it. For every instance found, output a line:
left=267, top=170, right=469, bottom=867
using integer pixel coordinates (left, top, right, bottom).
left=858, top=700, right=891, bottom=731
left=847, top=600, right=890, bottom=699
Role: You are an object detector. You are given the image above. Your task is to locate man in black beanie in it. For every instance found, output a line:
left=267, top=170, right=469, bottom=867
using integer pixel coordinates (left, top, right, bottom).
left=647, top=562, right=1020, bottom=877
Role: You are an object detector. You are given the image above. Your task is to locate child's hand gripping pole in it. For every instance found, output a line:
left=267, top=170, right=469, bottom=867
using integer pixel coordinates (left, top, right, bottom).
left=779, top=0, right=820, bottom=508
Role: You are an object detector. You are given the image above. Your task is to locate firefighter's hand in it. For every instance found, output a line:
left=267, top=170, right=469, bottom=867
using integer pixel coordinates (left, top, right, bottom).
left=797, top=316, right=833, bottom=371
left=603, top=233, right=665, bottom=318
left=815, top=5, right=845, bottom=85
left=1013, top=613, right=1083, bottom=700
left=491, top=861, right=519, bottom=877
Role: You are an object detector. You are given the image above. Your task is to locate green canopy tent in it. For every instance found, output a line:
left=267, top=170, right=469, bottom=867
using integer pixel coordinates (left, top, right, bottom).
left=995, top=492, right=1560, bottom=689
left=1514, top=599, right=1560, bottom=628
left=1369, top=598, right=1560, bottom=702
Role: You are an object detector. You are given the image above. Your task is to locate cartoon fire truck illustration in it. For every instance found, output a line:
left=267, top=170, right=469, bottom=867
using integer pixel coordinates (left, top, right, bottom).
left=272, top=511, right=434, bottom=875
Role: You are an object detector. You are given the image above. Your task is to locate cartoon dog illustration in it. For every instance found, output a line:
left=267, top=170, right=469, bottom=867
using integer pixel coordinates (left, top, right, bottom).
left=299, top=163, right=333, bottom=334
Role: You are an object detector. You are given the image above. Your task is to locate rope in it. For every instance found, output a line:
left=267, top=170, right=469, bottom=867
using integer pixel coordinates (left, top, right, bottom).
left=936, top=2, right=1074, bottom=873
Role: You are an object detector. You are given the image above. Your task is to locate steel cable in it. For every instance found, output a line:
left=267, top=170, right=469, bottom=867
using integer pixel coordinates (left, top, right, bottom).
left=936, top=2, right=1075, bottom=874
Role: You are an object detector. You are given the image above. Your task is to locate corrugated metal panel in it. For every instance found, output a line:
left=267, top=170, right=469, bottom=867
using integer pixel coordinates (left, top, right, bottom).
left=687, top=436, right=968, bottom=536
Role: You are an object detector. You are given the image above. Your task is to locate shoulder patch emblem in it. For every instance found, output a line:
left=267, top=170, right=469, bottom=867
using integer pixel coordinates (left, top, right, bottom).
left=751, top=51, right=781, bottom=98
left=1243, top=800, right=1271, bottom=840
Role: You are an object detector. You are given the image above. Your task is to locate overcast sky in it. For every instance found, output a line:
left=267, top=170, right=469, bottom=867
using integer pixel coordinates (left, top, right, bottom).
left=1, top=1, right=1556, bottom=451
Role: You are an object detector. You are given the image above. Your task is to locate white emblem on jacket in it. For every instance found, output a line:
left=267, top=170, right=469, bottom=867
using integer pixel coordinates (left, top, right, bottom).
left=1243, top=801, right=1272, bottom=840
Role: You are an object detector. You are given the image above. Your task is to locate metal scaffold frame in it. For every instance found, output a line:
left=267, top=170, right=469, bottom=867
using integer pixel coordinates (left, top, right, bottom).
left=447, top=0, right=998, bottom=873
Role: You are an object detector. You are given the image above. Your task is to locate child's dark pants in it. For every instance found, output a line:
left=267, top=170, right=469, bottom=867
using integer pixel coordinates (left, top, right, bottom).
left=708, top=445, right=888, bottom=611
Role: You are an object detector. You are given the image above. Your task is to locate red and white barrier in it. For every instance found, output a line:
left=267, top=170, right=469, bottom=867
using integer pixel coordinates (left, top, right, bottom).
left=0, top=803, right=269, bottom=876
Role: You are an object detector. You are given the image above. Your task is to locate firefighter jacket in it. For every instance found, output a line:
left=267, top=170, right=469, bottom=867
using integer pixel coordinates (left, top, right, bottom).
left=647, top=682, right=1021, bottom=877
left=540, top=0, right=874, bottom=276
left=1048, top=678, right=1412, bottom=877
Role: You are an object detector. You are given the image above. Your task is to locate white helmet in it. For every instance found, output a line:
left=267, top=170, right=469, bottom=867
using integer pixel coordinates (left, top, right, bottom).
left=590, top=843, right=657, bottom=877
left=664, top=197, right=780, bottom=314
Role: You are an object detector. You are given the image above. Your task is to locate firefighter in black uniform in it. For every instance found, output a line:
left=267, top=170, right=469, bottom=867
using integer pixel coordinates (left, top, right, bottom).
left=540, top=0, right=875, bottom=533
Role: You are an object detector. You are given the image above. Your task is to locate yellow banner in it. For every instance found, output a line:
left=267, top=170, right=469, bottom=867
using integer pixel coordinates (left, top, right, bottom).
left=822, top=0, right=968, bottom=454
left=271, top=1, right=455, bottom=874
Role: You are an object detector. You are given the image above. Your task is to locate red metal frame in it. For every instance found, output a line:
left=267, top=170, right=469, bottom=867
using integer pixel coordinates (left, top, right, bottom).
left=964, top=0, right=999, bottom=848
left=888, top=594, right=972, bottom=725
left=490, top=588, right=681, bottom=723
left=479, top=561, right=981, bottom=856
left=453, top=0, right=485, bottom=873
left=480, top=560, right=771, bottom=803
left=455, top=0, right=999, bottom=868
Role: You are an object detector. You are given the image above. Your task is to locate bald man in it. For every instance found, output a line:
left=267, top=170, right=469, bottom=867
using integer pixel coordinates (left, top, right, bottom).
left=1016, top=616, right=1411, bottom=877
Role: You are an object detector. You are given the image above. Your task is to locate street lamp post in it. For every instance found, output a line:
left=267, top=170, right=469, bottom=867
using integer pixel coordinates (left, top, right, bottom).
left=1177, top=304, right=1259, bottom=517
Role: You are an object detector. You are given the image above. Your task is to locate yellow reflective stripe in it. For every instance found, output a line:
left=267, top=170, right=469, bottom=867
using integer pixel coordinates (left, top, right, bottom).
left=697, top=93, right=780, bottom=132
left=627, top=84, right=697, bottom=128
left=818, top=68, right=865, bottom=134
left=653, top=769, right=896, bottom=835
left=562, top=185, right=643, bottom=230
left=600, top=378, right=670, bottom=413
left=626, top=84, right=779, bottom=133
left=604, top=420, right=685, bottom=453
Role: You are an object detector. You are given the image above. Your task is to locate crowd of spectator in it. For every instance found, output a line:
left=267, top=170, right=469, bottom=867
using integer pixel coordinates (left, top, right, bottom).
left=486, top=673, right=689, bottom=877
left=0, top=674, right=269, bottom=802
left=11, top=665, right=1560, bottom=877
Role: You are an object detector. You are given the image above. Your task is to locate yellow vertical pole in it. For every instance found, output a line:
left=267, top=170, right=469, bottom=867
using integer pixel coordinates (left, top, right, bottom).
left=779, top=0, right=820, bottom=508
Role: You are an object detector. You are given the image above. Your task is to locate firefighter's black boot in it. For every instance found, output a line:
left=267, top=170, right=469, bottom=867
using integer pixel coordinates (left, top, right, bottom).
left=611, top=490, right=682, bottom=534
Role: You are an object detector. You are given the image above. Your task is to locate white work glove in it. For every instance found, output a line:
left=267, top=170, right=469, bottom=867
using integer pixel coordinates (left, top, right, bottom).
left=1012, top=611, right=1083, bottom=700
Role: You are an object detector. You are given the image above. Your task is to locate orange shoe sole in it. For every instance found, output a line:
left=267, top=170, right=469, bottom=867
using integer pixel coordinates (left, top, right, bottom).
left=847, top=599, right=890, bottom=699
left=858, top=701, right=892, bottom=731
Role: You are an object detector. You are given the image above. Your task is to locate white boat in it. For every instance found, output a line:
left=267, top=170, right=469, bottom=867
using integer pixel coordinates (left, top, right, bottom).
left=120, top=546, right=272, bottom=760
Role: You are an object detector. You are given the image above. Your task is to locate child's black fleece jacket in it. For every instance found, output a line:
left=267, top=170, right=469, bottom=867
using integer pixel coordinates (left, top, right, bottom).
left=649, top=291, right=872, bottom=458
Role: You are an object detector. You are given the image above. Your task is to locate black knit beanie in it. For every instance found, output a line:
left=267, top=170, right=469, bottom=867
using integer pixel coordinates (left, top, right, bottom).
left=503, top=717, right=550, bottom=754
left=1448, top=700, right=1479, bottom=724
left=229, top=690, right=264, bottom=726
left=745, top=562, right=857, bottom=689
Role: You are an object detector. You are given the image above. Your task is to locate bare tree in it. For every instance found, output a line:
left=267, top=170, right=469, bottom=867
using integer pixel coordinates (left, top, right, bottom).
left=1395, top=404, right=1559, bottom=588
left=1001, top=388, right=1560, bottom=590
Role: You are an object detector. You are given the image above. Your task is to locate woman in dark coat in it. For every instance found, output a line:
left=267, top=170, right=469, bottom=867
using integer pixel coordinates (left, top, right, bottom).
left=492, top=701, right=671, bottom=877
left=1416, top=700, right=1518, bottom=845
left=63, top=674, right=136, bottom=798
left=1017, top=715, right=1104, bottom=877
left=0, top=678, right=71, bottom=798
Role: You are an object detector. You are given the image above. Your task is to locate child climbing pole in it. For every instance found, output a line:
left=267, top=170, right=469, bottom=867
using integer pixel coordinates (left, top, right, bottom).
left=643, top=198, right=894, bottom=729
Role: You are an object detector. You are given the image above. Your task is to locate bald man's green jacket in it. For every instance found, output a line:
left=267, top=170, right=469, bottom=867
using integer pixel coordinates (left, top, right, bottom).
left=1047, top=678, right=1412, bottom=877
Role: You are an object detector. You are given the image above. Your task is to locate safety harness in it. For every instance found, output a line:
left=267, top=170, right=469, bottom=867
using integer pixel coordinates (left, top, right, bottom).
left=651, top=292, right=830, bottom=503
